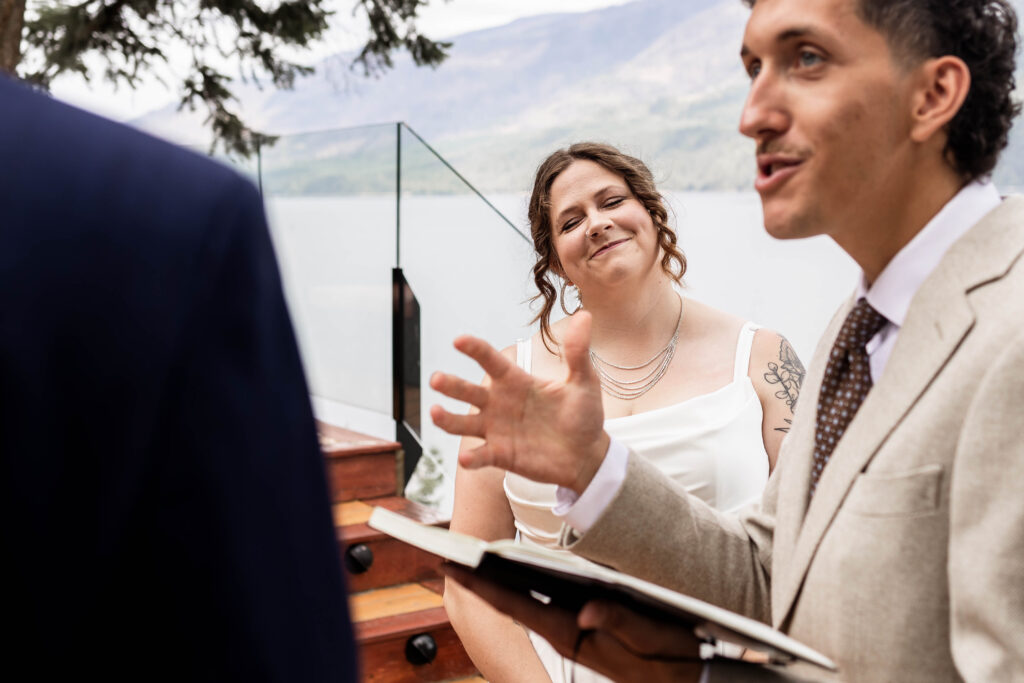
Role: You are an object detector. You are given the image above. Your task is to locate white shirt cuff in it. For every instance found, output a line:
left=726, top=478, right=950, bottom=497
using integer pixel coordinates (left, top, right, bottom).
left=552, top=437, right=629, bottom=534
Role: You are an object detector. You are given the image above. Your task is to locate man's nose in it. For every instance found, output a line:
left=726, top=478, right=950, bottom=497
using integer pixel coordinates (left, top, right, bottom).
left=738, top=70, right=789, bottom=142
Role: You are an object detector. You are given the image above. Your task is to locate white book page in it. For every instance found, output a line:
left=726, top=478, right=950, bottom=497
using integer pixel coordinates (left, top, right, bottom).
left=368, top=507, right=487, bottom=567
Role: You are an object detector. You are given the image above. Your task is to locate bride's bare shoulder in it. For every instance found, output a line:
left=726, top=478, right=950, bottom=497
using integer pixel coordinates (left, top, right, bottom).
left=682, top=298, right=747, bottom=340
left=686, top=297, right=791, bottom=360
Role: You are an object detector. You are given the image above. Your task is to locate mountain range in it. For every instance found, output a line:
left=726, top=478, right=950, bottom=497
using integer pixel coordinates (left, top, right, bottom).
left=136, top=0, right=1024, bottom=193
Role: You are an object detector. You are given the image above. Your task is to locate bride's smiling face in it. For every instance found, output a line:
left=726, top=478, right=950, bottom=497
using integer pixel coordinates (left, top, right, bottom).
left=548, top=160, right=660, bottom=291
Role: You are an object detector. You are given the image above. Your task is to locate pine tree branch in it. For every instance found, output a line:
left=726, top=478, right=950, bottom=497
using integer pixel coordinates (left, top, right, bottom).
left=16, top=0, right=449, bottom=158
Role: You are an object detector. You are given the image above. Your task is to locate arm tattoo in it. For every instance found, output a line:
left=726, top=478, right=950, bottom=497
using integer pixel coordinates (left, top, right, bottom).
left=764, top=338, right=806, bottom=433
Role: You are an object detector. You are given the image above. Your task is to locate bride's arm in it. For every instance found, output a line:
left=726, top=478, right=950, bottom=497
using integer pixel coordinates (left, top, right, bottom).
left=444, top=349, right=554, bottom=683
left=749, top=330, right=807, bottom=471
left=445, top=464, right=554, bottom=683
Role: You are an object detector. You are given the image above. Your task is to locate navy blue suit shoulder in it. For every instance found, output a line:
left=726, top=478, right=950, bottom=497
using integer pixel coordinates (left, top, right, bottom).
left=0, top=76, right=357, bottom=681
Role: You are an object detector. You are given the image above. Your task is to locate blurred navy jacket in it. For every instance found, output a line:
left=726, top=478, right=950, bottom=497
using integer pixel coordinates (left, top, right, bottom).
left=0, top=76, right=357, bottom=681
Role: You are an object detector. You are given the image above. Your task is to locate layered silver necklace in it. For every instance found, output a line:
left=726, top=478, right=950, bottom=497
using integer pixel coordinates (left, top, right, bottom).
left=589, top=293, right=684, bottom=400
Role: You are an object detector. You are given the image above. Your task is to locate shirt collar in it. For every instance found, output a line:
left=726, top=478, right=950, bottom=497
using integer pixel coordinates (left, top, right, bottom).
left=855, top=180, right=1002, bottom=327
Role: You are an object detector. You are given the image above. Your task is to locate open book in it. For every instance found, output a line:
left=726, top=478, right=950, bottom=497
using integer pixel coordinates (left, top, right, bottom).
left=369, top=506, right=837, bottom=672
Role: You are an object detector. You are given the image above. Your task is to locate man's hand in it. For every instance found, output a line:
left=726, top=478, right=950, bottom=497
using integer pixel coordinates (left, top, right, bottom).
left=430, top=312, right=610, bottom=494
left=444, top=565, right=704, bottom=683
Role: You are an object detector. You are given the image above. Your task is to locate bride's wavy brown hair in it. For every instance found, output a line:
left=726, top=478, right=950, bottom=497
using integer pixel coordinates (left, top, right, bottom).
left=528, top=142, right=687, bottom=352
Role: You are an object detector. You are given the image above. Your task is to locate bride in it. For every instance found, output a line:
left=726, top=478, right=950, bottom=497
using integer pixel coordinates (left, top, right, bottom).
left=443, top=142, right=803, bottom=682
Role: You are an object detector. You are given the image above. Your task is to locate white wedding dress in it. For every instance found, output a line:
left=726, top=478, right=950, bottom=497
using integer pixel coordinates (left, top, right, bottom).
left=504, top=321, right=770, bottom=683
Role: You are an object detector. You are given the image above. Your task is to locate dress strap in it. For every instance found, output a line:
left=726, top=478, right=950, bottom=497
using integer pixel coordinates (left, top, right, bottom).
left=515, top=337, right=533, bottom=374
left=732, top=322, right=761, bottom=382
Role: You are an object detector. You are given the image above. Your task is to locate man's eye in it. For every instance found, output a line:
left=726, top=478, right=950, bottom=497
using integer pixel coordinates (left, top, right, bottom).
left=798, top=50, right=823, bottom=68
left=746, top=61, right=761, bottom=79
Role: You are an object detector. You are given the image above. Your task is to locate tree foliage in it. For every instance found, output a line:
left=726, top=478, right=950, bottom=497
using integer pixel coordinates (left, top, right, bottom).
left=4, top=1, right=450, bottom=155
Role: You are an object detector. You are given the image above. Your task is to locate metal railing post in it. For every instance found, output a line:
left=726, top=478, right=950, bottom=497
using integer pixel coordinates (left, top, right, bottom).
left=396, top=122, right=402, bottom=267
left=392, top=123, right=422, bottom=486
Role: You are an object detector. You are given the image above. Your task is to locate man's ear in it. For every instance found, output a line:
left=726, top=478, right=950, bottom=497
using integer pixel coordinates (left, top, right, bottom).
left=909, top=56, right=971, bottom=144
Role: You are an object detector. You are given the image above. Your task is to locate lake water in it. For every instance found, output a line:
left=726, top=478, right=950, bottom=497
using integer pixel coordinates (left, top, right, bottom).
left=264, top=191, right=860, bottom=513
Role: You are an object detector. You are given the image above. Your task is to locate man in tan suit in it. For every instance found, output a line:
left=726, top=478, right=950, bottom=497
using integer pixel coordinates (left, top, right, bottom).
left=431, top=0, right=1024, bottom=680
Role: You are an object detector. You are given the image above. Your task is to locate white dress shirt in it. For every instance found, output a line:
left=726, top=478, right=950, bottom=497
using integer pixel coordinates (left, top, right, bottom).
left=858, top=180, right=1002, bottom=380
left=551, top=180, right=1002, bottom=679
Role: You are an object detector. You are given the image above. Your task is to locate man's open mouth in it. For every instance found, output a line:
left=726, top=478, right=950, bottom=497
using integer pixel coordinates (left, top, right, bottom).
left=754, top=154, right=805, bottom=193
left=758, top=156, right=803, bottom=178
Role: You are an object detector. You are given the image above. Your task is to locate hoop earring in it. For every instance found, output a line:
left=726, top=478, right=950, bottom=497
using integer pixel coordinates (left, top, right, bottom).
left=560, top=280, right=582, bottom=316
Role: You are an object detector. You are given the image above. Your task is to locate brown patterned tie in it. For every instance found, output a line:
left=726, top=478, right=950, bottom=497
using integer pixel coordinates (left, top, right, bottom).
left=811, top=298, right=888, bottom=495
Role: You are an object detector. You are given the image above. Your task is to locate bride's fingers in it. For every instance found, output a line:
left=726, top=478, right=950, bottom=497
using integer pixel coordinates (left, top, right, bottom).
left=429, top=371, right=489, bottom=408
left=578, top=601, right=701, bottom=658
left=453, top=334, right=516, bottom=380
left=430, top=405, right=484, bottom=439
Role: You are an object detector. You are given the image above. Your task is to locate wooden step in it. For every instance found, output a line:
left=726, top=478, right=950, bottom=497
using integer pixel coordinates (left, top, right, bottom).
left=351, top=583, right=444, bottom=623
left=319, top=421, right=403, bottom=502
left=352, top=583, right=476, bottom=683
left=337, top=496, right=449, bottom=592
left=320, top=423, right=475, bottom=681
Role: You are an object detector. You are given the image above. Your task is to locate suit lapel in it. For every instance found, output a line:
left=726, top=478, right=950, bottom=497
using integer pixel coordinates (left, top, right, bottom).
left=773, top=196, right=1024, bottom=626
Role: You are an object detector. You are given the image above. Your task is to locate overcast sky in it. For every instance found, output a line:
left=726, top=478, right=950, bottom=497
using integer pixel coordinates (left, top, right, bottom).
left=50, top=0, right=635, bottom=121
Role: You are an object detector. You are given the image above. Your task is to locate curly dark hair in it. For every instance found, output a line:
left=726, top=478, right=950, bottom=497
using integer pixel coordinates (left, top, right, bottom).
left=742, top=0, right=1021, bottom=181
left=527, top=142, right=687, bottom=352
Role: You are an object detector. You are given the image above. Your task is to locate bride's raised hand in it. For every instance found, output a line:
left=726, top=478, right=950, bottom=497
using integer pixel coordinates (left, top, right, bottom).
left=430, top=311, right=610, bottom=494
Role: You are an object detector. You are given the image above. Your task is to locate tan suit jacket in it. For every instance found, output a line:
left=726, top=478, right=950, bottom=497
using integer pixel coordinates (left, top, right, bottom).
left=567, top=197, right=1024, bottom=681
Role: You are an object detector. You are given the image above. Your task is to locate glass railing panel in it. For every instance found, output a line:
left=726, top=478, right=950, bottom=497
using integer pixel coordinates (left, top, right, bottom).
left=398, top=124, right=536, bottom=513
left=259, top=125, right=399, bottom=437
